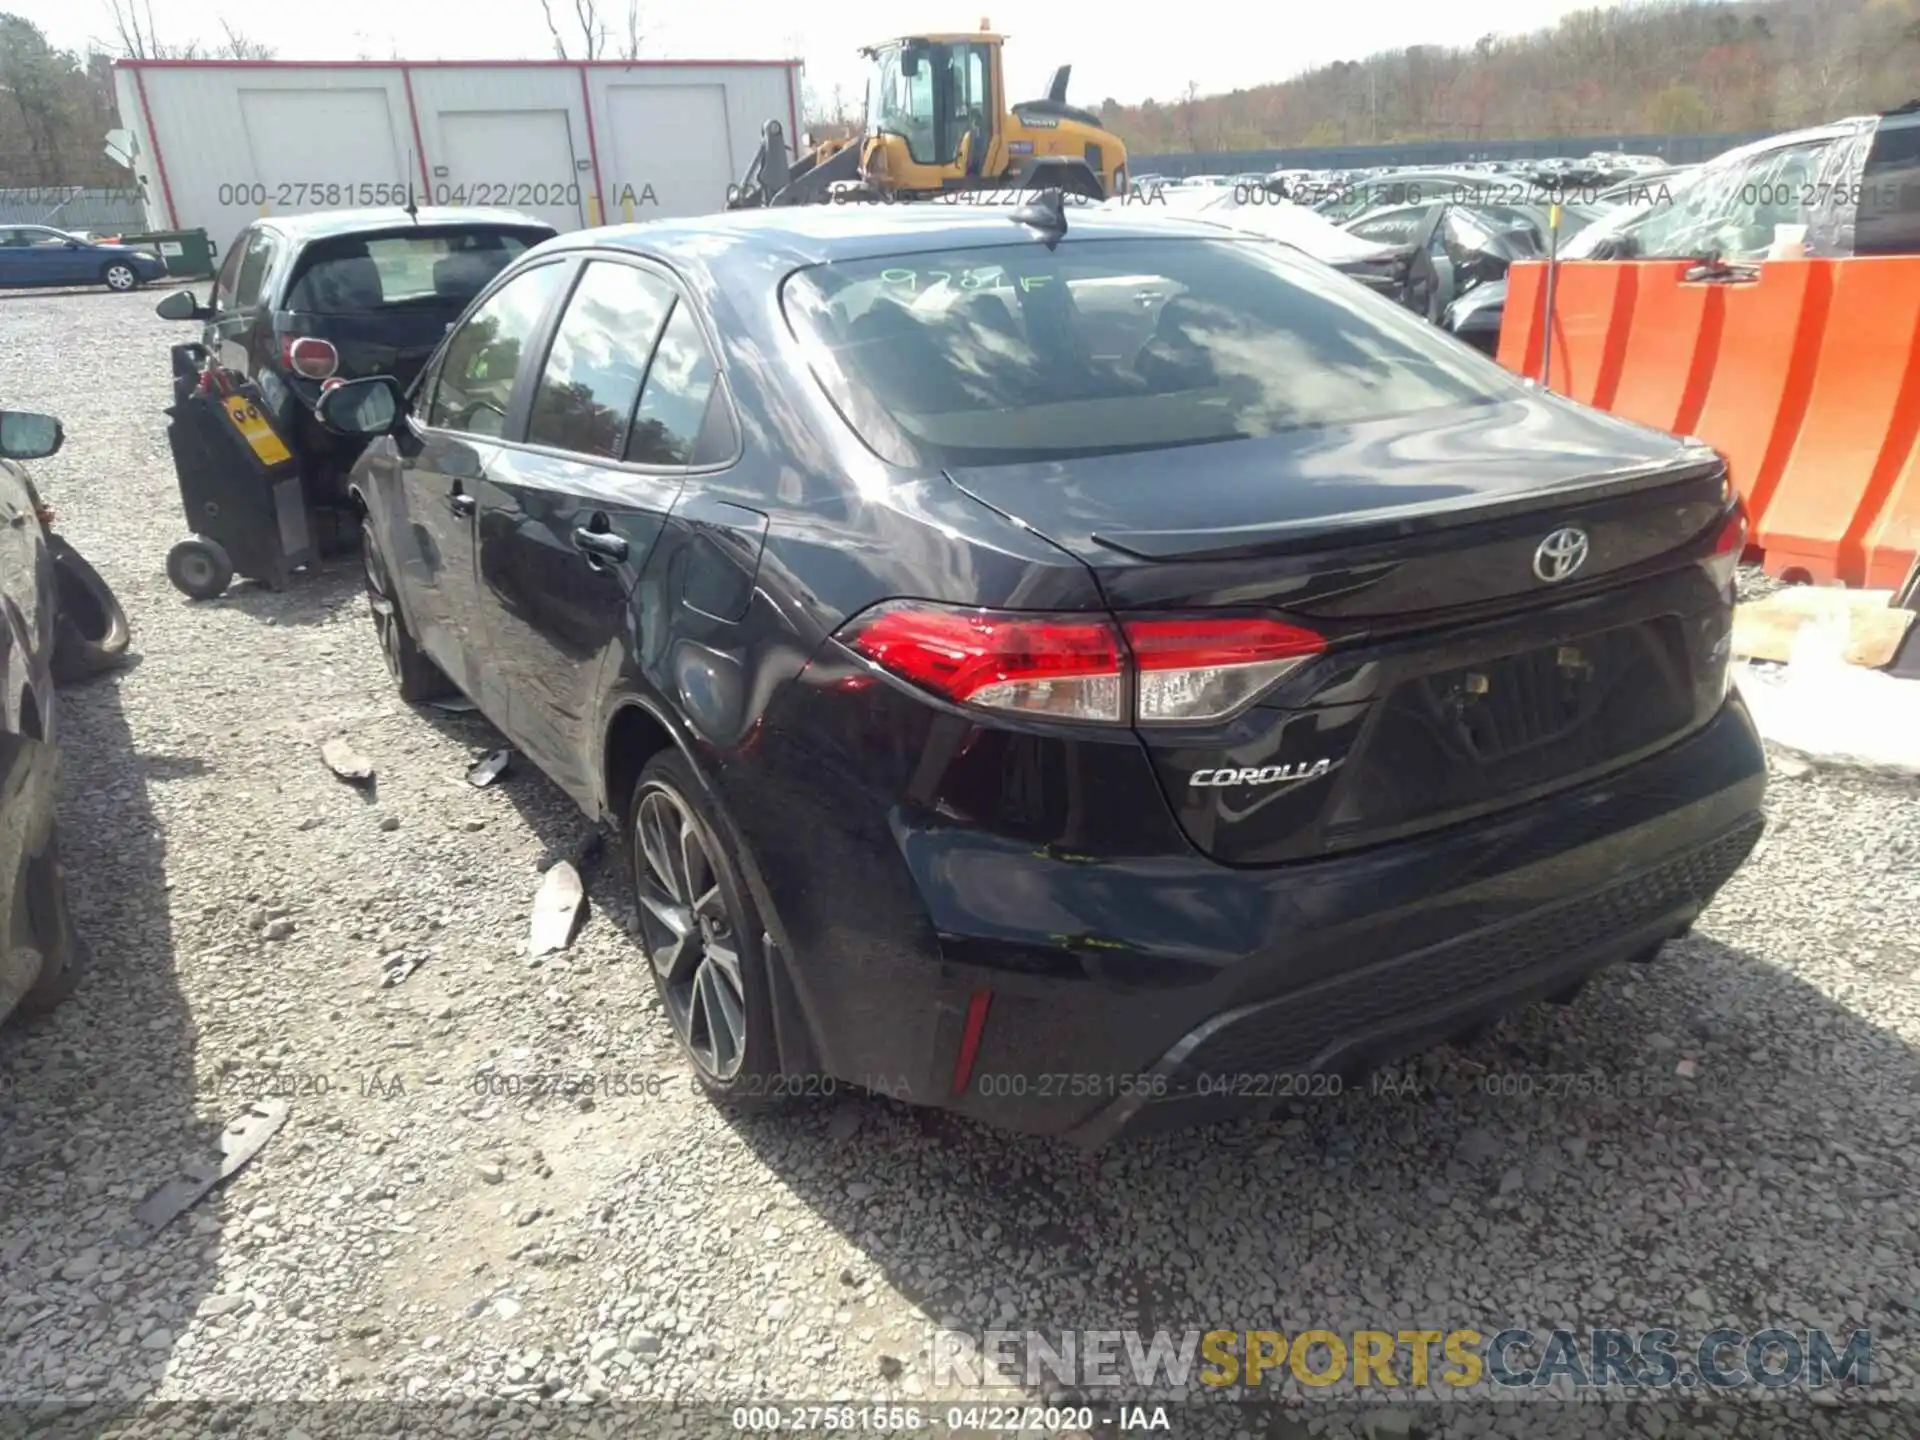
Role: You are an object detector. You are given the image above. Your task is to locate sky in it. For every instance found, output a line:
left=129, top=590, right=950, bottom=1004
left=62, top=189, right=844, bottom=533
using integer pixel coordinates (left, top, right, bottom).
left=15, top=0, right=1626, bottom=110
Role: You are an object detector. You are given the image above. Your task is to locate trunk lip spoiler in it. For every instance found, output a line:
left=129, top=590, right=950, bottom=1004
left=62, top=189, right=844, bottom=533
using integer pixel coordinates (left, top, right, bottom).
left=1080, top=452, right=1727, bottom=563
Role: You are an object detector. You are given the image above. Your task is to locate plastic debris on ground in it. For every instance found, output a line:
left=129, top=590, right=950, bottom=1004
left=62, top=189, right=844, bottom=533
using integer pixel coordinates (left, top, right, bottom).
left=321, top=737, right=374, bottom=785
left=120, top=1101, right=291, bottom=1245
left=466, top=748, right=512, bottom=788
left=1735, top=610, right=1920, bottom=777
left=1733, top=584, right=1914, bottom=668
left=529, top=861, right=586, bottom=960
left=381, top=952, right=427, bottom=987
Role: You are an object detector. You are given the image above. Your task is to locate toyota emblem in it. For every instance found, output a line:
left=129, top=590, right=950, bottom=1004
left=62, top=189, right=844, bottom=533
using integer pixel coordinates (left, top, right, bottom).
left=1533, top=527, right=1590, bottom=583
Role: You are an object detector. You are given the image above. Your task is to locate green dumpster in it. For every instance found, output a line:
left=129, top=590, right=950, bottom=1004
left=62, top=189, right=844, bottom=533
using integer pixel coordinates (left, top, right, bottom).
left=116, top=229, right=217, bottom=281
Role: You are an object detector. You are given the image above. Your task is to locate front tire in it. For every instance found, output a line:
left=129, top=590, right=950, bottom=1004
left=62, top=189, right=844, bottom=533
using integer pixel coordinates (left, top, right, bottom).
left=628, top=750, right=783, bottom=1107
left=103, top=263, right=139, bottom=292
left=360, top=518, right=449, bottom=701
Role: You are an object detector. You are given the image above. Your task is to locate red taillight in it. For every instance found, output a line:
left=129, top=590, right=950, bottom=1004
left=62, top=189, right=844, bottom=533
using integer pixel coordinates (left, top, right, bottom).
left=840, top=604, right=1125, bottom=722
left=837, top=602, right=1326, bottom=725
left=283, top=336, right=339, bottom=380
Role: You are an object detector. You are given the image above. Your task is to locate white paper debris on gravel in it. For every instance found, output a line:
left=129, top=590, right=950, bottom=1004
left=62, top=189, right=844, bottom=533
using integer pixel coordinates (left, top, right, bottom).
left=1735, top=610, right=1920, bottom=776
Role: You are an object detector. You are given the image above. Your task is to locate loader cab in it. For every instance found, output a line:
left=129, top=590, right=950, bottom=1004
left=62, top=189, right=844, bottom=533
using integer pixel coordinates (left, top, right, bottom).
left=864, top=34, right=1001, bottom=186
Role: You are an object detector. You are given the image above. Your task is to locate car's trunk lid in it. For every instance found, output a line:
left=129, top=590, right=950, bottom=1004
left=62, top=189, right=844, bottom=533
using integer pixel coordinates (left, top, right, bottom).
left=945, top=397, right=1738, bottom=865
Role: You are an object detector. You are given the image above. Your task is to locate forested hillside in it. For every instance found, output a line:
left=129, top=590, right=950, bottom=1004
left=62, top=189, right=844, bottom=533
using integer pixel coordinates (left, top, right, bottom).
left=1094, top=0, right=1920, bottom=153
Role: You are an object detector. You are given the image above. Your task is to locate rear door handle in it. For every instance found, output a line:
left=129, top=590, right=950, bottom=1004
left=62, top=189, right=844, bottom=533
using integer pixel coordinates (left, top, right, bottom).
left=573, top=527, right=627, bottom=562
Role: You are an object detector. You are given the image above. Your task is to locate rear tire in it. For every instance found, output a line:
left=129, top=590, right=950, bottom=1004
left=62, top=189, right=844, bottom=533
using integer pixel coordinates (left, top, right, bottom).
left=49, top=535, right=132, bottom=683
left=360, top=518, right=450, bottom=702
left=627, top=750, right=784, bottom=1109
left=167, top=537, right=233, bottom=600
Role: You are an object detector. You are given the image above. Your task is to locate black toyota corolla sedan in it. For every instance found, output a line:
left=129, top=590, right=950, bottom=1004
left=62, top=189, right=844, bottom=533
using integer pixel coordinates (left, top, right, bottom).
left=318, top=201, right=1766, bottom=1144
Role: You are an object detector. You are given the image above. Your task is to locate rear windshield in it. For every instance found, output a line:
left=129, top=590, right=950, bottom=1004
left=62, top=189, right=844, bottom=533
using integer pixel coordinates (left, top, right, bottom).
left=781, top=236, right=1521, bottom=467
left=286, top=228, right=546, bottom=313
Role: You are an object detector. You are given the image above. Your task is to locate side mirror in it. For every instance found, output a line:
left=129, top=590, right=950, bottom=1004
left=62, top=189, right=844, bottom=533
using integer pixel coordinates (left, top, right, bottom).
left=316, top=376, right=405, bottom=437
left=156, top=289, right=208, bottom=321
left=0, top=412, right=64, bottom=461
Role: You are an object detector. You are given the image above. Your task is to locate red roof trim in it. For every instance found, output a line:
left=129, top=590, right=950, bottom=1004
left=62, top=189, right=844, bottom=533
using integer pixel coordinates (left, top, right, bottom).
left=400, top=66, right=433, bottom=194
left=115, top=58, right=800, bottom=71
left=131, top=66, right=180, bottom=229
left=576, top=65, right=607, bottom=226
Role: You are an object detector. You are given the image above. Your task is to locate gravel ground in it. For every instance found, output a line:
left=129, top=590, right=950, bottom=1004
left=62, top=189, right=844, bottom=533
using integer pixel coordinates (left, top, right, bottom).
left=2, top=287, right=1918, bottom=1440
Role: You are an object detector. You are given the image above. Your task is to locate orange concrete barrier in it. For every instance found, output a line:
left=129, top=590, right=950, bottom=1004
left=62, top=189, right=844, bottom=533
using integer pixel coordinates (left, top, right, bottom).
left=1496, top=256, right=1920, bottom=590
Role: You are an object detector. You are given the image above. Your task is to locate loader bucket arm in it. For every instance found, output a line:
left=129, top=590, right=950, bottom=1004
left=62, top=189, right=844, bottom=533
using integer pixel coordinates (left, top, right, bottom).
left=727, top=120, right=868, bottom=208
left=727, top=120, right=793, bottom=209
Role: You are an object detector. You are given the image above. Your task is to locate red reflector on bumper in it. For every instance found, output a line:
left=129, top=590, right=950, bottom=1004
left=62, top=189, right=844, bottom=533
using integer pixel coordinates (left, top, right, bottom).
left=950, top=989, right=994, bottom=1097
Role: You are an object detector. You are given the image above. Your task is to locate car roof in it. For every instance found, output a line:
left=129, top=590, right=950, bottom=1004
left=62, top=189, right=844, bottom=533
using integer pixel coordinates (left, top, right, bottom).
left=252, top=206, right=556, bottom=241
left=530, top=203, right=1260, bottom=275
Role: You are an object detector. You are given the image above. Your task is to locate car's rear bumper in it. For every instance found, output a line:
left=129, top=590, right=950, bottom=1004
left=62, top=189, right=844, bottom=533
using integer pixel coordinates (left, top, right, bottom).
left=757, top=694, right=1766, bottom=1144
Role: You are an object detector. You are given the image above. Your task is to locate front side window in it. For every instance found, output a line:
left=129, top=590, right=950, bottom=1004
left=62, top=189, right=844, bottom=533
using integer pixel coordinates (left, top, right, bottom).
left=233, top=230, right=278, bottom=308
left=211, top=231, right=250, bottom=310
left=427, top=263, right=568, bottom=438
left=782, top=236, right=1521, bottom=468
left=527, top=261, right=676, bottom=459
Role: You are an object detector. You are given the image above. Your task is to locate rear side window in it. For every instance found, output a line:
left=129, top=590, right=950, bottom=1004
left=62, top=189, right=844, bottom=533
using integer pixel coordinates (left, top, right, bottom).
left=625, top=304, right=721, bottom=466
left=427, top=263, right=568, bottom=438
left=527, top=261, right=676, bottom=459
left=1860, top=120, right=1920, bottom=255
left=286, top=228, right=544, bottom=313
left=781, top=236, right=1520, bottom=467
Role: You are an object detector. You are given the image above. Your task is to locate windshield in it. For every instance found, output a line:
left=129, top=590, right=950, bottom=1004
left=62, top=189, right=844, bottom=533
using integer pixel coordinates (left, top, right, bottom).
left=1559, top=165, right=1719, bottom=259
left=285, top=228, right=543, bottom=312
left=781, top=237, right=1523, bottom=468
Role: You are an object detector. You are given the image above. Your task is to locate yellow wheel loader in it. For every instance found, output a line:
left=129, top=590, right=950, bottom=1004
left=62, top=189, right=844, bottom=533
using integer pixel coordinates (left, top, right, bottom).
left=728, top=26, right=1129, bottom=208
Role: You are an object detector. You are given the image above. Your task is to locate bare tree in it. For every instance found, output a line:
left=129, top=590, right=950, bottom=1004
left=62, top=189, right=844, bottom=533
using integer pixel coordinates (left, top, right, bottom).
left=215, top=19, right=276, bottom=60
left=102, top=0, right=212, bottom=58
left=540, top=0, right=608, bottom=59
left=621, top=0, right=642, bottom=61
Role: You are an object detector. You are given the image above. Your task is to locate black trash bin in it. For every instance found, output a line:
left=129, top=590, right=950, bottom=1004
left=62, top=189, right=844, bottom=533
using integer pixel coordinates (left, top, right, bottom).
left=163, top=343, right=317, bottom=598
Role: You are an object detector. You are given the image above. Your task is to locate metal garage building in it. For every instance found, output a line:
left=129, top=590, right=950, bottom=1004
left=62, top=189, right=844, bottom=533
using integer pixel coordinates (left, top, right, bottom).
left=112, top=59, right=802, bottom=241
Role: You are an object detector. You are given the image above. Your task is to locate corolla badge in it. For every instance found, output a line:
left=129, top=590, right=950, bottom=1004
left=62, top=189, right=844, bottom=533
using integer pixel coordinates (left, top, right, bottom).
left=1190, top=759, right=1332, bottom=787
left=1533, top=526, right=1590, bottom=583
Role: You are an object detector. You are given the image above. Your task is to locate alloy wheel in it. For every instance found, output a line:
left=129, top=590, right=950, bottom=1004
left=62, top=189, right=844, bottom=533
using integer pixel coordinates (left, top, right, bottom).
left=105, top=265, right=136, bottom=291
left=632, top=783, right=747, bottom=1082
left=361, top=533, right=405, bottom=683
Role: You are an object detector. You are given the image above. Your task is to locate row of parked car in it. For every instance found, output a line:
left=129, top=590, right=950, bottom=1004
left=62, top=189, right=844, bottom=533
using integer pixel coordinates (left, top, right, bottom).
left=1130, top=100, right=1918, bottom=358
